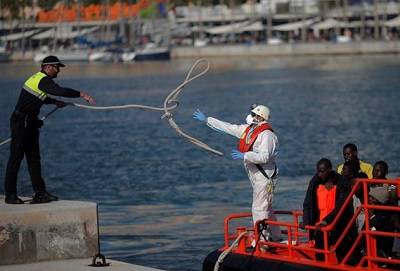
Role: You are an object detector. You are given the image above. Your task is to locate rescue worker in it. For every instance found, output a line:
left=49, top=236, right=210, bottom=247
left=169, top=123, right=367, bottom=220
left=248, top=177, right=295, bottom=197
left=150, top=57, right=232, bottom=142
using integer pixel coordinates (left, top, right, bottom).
left=193, top=104, right=280, bottom=241
left=4, top=55, right=95, bottom=204
left=337, top=143, right=373, bottom=179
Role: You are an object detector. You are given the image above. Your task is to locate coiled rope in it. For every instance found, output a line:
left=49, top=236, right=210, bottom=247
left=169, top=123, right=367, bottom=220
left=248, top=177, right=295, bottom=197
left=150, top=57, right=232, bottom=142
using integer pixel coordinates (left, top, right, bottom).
left=0, top=59, right=223, bottom=156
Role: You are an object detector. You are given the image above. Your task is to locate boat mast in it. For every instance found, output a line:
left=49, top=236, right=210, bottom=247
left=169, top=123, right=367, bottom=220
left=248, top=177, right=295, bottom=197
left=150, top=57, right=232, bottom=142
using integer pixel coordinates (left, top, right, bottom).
left=119, top=0, right=126, bottom=45
left=128, top=0, right=135, bottom=48
left=77, top=0, right=81, bottom=37
left=373, top=0, right=379, bottom=39
left=301, top=0, right=307, bottom=42
left=20, top=0, right=26, bottom=56
left=267, top=0, right=272, bottom=42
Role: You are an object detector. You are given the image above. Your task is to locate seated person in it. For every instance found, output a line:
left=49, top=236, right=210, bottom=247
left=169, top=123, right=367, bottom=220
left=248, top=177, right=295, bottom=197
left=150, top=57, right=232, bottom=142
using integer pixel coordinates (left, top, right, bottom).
left=372, top=161, right=400, bottom=258
left=372, top=161, right=388, bottom=180
left=341, top=160, right=368, bottom=231
left=366, top=186, right=396, bottom=259
left=350, top=186, right=398, bottom=266
left=303, top=158, right=356, bottom=262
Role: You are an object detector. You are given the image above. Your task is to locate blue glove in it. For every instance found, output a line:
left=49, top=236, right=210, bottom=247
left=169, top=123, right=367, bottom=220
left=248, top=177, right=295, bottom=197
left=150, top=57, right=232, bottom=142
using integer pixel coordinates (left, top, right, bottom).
left=231, top=150, right=244, bottom=160
left=193, top=109, right=207, bottom=122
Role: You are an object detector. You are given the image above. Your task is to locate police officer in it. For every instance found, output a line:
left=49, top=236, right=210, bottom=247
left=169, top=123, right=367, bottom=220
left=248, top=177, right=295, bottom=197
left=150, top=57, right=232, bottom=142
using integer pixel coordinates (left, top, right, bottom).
left=4, top=55, right=95, bottom=204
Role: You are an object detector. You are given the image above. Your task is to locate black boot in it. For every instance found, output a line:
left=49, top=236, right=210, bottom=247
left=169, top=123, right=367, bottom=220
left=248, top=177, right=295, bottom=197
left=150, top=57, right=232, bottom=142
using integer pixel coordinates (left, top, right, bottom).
left=43, top=191, right=58, bottom=201
left=5, top=194, right=24, bottom=204
left=30, top=192, right=50, bottom=204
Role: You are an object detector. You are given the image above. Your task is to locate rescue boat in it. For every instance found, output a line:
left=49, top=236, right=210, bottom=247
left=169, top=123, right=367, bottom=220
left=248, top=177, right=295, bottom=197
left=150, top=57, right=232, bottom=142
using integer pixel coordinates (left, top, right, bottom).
left=203, top=178, right=400, bottom=271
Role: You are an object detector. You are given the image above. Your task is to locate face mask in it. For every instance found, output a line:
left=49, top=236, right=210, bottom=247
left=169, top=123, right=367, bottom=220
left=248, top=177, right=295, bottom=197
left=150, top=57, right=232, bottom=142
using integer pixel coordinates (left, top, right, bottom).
left=246, top=114, right=254, bottom=125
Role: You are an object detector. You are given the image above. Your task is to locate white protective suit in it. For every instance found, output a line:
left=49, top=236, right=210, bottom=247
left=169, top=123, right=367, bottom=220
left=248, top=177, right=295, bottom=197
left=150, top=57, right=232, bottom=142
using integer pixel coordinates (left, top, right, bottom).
left=206, top=117, right=281, bottom=240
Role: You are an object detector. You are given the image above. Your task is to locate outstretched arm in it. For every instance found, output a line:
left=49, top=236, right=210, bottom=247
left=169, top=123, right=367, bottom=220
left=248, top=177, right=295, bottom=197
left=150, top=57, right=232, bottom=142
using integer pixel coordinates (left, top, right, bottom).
left=39, top=76, right=80, bottom=97
left=39, top=77, right=96, bottom=105
left=193, top=109, right=246, bottom=138
left=207, top=117, right=247, bottom=138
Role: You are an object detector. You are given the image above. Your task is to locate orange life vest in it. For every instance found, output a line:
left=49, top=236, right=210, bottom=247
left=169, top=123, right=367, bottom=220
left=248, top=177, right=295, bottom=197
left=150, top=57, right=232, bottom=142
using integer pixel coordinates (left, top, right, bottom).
left=317, top=184, right=337, bottom=222
left=238, top=123, right=273, bottom=153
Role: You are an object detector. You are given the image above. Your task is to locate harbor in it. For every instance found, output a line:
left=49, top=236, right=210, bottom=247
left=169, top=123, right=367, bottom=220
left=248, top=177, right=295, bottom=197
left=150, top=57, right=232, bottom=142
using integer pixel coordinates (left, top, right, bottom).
left=1, top=55, right=399, bottom=270
left=1, top=1, right=400, bottom=62
left=0, top=1, right=400, bottom=271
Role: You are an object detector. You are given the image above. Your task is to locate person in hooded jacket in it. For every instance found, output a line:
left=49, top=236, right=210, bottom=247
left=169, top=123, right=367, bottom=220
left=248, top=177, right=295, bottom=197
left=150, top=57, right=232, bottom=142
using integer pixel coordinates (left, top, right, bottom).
left=302, top=158, right=357, bottom=262
left=193, top=104, right=280, bottom=241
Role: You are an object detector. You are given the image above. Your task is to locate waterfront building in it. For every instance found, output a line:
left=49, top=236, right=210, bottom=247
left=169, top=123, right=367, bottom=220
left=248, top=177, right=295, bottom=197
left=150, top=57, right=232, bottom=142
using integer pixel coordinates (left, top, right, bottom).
left=0, top=0, right=399, bottom=59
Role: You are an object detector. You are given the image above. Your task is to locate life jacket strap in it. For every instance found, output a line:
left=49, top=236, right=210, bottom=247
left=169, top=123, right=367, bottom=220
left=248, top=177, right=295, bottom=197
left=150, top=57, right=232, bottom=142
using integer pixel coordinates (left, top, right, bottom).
left=256, top=164, right=277, bottom=180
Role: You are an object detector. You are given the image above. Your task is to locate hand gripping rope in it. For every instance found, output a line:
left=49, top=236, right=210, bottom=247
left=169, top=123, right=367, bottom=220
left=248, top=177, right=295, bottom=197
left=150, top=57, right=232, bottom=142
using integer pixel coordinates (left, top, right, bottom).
left=0, top=59, right=223, bottom=156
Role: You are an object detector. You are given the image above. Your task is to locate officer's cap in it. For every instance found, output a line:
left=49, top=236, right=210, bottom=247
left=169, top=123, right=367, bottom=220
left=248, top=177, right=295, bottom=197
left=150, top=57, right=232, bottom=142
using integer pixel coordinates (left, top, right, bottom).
left=41, top=55, right=65, bottom=67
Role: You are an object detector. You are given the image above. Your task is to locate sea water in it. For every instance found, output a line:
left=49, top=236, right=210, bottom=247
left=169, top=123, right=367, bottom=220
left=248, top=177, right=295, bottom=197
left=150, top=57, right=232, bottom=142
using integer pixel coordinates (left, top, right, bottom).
left=0, top=55, right=399, bottom=271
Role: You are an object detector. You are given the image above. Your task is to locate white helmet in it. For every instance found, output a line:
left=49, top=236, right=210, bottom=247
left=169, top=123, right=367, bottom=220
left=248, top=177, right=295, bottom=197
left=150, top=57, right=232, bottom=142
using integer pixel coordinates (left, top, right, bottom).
left=251, top=105, right=270, bottom=121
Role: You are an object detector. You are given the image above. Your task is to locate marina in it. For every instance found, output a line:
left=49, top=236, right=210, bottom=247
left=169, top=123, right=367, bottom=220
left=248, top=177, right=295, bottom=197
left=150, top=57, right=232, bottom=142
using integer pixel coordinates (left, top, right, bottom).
left=0, top=55, right=399, bottom=270
left=0, top=1, right=400, bottom=62
left=0, top=2, right=400, bottom=271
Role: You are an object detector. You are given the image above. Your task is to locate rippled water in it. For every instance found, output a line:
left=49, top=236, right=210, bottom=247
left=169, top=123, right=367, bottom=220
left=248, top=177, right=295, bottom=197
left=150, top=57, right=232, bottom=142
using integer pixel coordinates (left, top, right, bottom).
left=1, top=55, right=399, bottom=271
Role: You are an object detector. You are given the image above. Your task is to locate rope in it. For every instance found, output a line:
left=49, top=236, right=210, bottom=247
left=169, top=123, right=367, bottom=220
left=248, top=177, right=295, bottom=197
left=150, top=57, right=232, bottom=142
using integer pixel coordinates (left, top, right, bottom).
left=0, top=138, right=10, bottom=147
left=0, top=59, right=223, bottom=156
left=70, top=101, right=178, bottom=111
left=0, top=106, right=60, bottom=147
left=213, top=231, right=247, bottom=271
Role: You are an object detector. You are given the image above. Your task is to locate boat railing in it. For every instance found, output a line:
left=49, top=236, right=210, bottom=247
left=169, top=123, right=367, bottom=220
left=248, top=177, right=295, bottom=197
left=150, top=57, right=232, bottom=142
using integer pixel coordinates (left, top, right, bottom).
left=223, top=178, right=400, bottom=270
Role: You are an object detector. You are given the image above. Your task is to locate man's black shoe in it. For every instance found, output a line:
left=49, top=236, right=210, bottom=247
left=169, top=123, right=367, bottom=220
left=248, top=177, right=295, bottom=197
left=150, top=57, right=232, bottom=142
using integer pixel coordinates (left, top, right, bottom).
left=30, top=191, right=59, bottom=204
left=30, top=192, right=51, bottom=204
left=43, top=191, right=58, bottom=201
left=5, top=194, right=24, bottom=204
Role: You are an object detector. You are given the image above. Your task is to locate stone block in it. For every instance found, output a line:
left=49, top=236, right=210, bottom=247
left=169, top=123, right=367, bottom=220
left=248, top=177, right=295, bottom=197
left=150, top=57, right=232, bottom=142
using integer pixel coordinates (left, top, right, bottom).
left=0, top=197, right=98, bottom=265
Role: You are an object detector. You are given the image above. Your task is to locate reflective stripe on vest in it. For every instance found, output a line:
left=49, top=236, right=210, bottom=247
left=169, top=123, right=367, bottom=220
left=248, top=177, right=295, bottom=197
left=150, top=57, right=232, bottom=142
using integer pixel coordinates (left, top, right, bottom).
left=237, top=123, right=274, bottom=153
left=23, top=72, right=48, bottom=101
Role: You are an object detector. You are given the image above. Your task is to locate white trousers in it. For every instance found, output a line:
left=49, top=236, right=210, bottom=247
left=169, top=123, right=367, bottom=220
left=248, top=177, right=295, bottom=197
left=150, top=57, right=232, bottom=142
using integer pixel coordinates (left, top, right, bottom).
left=248, top=171, right=281, bottom=241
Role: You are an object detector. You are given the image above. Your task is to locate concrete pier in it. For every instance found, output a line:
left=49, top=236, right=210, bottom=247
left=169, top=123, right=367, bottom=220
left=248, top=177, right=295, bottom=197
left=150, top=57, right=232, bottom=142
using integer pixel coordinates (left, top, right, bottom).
left=0, top=258, right=165, bottom=271
left=0, top=196, right=98, bottom=265
left=172, top=41, right=400, bottom=58
left=8, top=41, right=400, bottom=62
left=0, top=196, right=166, bottom=270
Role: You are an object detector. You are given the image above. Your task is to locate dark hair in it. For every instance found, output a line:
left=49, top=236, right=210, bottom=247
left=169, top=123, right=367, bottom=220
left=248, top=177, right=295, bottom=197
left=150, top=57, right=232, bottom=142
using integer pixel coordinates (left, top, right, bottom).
left=317, top=158, right=332, bottom=169
left=374, top=161, right=389, bottom=175
left=343, top=143, right=357, bottom=152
